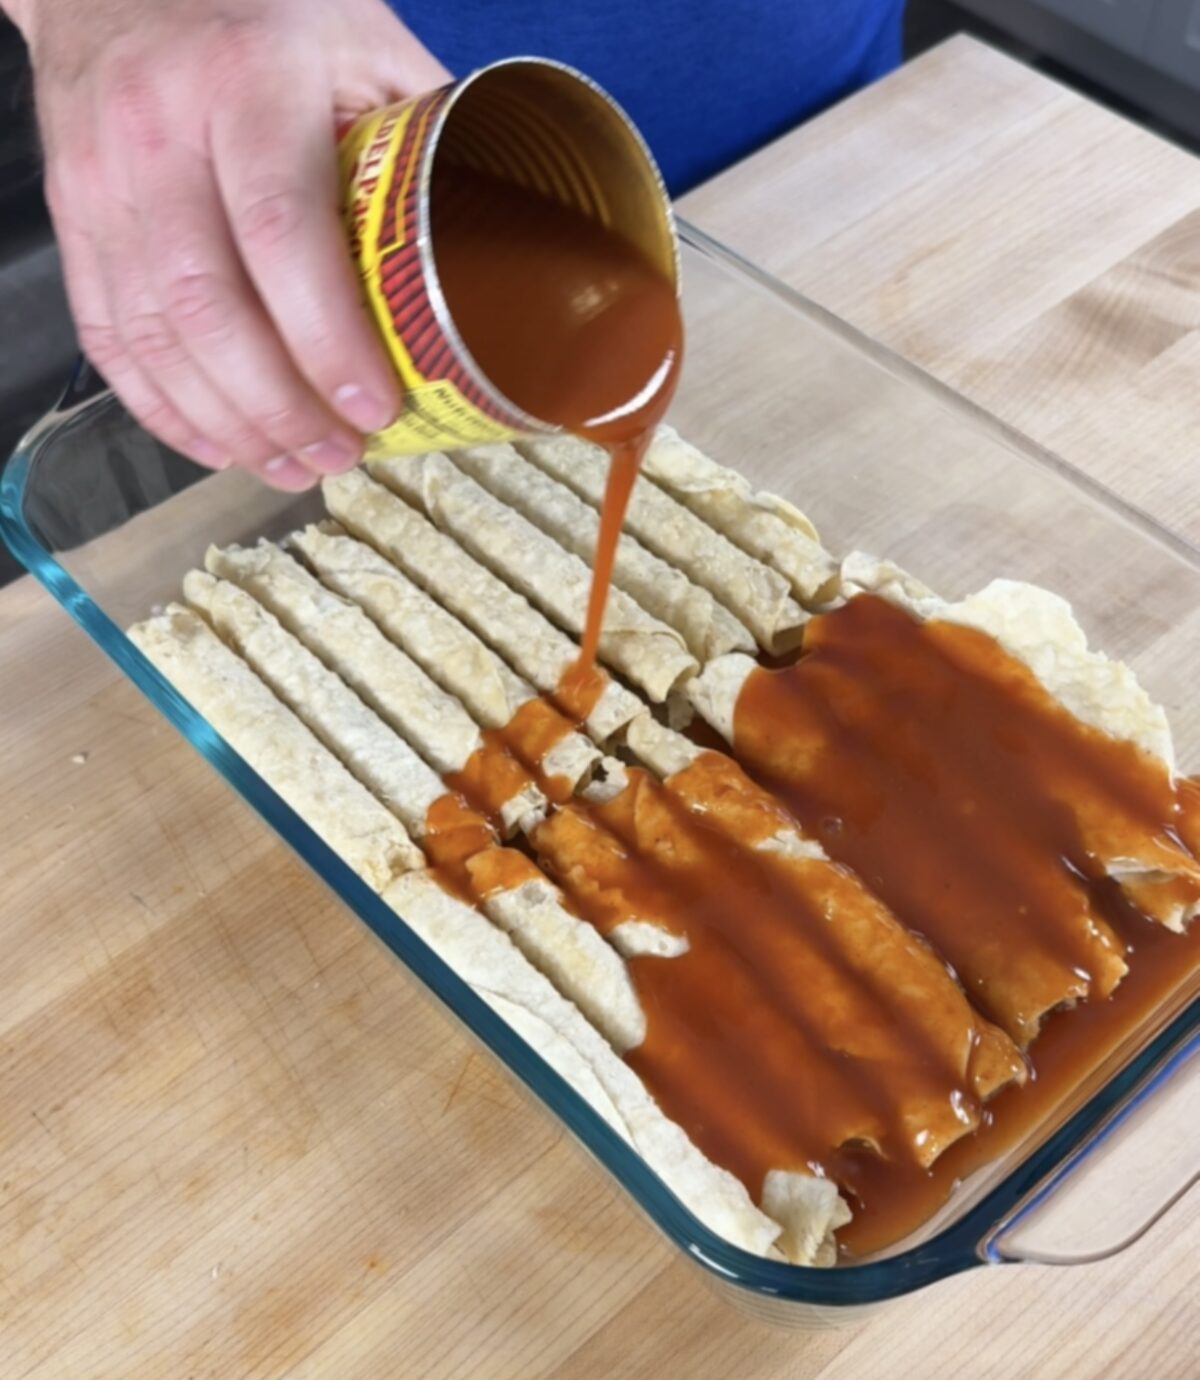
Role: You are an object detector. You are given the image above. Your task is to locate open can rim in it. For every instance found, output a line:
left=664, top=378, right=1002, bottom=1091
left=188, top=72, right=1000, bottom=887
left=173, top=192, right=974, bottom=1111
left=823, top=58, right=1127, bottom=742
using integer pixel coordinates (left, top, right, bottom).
left=412, top=55, right=681, bottom=439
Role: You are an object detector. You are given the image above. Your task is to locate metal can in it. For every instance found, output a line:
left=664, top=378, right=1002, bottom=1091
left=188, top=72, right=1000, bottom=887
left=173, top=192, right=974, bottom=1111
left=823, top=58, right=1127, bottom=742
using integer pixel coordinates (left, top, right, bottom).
left=337, top=57, right=679, bottom=458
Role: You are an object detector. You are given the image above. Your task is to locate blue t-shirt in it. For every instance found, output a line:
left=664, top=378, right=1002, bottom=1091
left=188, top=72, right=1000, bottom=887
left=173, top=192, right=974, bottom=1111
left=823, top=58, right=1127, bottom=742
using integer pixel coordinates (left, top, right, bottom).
left=392, top=2, right=904, bottom=193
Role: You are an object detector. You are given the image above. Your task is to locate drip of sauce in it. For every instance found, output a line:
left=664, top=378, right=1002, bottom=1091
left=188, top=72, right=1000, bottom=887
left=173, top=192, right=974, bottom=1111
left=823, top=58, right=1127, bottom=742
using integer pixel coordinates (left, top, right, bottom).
left=444, top=739, right=540, bottom=830
left=446, top=695, right=596, bottom=818
left=431, top=164, right=682, bottom=675
left=494, top=696, right=583, bottom=805
left=421, top=789, right=545, bottom=908
left=552, top=658, right=609, bottom=726
left=421, top=792, right=499, bottom=902
left=464, top=845, right=546, bottom=901
left=429, top=689, right=599, bottom=896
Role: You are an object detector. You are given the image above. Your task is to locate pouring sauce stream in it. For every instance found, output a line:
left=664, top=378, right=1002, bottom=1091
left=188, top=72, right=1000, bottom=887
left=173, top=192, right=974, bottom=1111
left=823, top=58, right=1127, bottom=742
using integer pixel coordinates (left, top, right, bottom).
left=430, top=164, right=682, bottom=673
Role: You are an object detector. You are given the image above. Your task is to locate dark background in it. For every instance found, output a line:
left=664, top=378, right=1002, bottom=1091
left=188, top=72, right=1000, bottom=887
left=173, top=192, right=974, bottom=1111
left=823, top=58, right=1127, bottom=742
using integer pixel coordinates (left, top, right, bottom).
left=2, top=0, right=1198, bottom=585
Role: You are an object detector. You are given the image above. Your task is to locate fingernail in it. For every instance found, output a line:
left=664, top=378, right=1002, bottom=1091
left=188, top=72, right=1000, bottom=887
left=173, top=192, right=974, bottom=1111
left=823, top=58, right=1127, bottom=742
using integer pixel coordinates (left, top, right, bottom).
left=191, top=438, right=230, bottom=470
left=334, top=383, right=396, bottom=434
left=263, top=455, right=319, bottom=491
left=301, top=435, right=363, bottom=474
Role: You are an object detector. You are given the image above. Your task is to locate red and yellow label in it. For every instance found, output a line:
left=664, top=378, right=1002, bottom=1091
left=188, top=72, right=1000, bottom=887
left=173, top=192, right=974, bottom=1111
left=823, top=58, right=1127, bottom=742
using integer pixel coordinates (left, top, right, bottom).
left=339, top=94, right=531, bottom=456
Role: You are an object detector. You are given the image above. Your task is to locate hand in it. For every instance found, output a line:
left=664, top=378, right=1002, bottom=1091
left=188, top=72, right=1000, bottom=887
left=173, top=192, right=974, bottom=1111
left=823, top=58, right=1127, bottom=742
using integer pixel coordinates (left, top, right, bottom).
left=9, top=0, right=450, bottom=489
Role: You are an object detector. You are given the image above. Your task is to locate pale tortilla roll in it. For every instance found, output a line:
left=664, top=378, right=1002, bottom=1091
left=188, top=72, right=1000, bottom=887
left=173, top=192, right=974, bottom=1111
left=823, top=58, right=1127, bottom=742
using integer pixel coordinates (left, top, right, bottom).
left=763, top=1172, right=852, bottom=1269
left=125, top=608, right=855, bottom=1258
left=940, top=579, right=1175, bottom=771
left=641, top=426, right=840, bottom=606
left=367, top=452, right=698, bottom=702
left=204, top=539, right=545, bottom=837
left=323, top=469, right=643, bottom=744
left=476, top=870, right=645, bottom=1053
left=847, top=563, right=1200, bottom=931
left=289, top=522, right=601, bottom=795
left=384, top=869, right=846, bottom=1264
left=685, top=654, right=755, bottom=747
left=184, top=569, right=645, bottom=1051
left=535, top=798, right=898, bottom=1165
left=608, top=919, right=690, bottom=960
left=838, top=551, right=944, bottom=620
left=518, top=434, right=809, bottom=651
left=291, top=522, right=531, bottom=727
left=479, top=957, right=853, bottom=1269
left=183, top=570, right=448, bottom=837
left=627, top=717, right=1027, bottom=1102
left=451, top=443, right=756, bottom=661
left=622, top=710, right=707, bottom=779
left=128, top=604, right=422, bottom=889
left=578, top=730, right=1027, bottom=1164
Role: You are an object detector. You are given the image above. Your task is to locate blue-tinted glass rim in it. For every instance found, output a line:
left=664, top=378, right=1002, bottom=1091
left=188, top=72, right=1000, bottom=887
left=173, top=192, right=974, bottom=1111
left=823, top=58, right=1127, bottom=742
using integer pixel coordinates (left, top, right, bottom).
left=2, top=225, right=1198, bottom=1309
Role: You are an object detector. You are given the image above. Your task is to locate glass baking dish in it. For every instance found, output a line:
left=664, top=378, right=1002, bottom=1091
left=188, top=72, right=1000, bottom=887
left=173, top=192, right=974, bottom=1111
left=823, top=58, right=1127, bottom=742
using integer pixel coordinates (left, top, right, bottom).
left=3, top=222, right=1198, bottom=1328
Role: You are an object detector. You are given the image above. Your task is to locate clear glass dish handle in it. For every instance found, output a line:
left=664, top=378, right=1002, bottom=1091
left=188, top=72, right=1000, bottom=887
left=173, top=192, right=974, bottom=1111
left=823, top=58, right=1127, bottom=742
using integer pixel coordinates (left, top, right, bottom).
left=986, top=1037, right=1199, bottom=1265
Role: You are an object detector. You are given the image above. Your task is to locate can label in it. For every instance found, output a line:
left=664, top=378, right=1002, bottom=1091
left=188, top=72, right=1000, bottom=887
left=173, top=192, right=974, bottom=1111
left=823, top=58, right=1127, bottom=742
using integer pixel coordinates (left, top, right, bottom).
left=339, top=93, right=532, bottom=456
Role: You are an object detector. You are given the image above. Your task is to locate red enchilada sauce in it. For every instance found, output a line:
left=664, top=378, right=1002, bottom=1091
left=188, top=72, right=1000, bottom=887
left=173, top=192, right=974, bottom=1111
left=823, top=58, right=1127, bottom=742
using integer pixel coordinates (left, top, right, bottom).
left=730, top=596, right=1200, bottom=1041
left=526, top=598, right=1200, bottom=1255
left=430, top=165, right=682, bottom=674
left=715, top=595, right=1200, bottom=1251
left=420, top=582, right=1200, bottom=1255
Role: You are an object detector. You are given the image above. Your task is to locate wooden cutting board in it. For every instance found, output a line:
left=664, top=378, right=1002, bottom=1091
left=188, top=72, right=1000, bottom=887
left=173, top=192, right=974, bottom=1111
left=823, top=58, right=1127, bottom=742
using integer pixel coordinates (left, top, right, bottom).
left=1, top=35, right=1197, bottom=1380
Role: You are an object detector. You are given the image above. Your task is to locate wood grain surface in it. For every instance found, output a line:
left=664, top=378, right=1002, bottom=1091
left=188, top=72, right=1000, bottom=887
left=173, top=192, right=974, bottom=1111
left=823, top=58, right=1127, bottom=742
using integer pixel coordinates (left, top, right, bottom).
left=1, top=35, right=1197, bottom=1379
